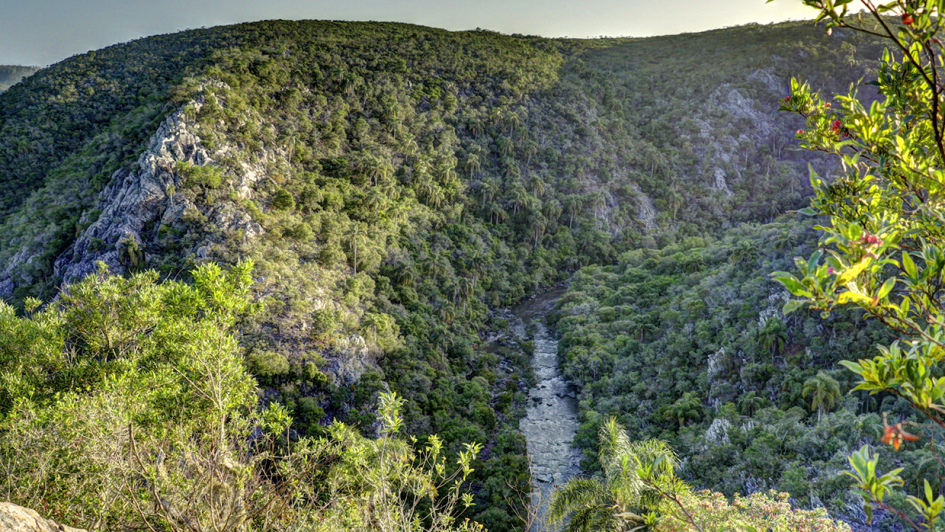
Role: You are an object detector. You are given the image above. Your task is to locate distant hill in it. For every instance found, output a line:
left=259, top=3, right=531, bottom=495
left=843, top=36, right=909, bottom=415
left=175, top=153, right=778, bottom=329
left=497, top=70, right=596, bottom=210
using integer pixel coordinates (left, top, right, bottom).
left=0, top=65, right=40, bottom=92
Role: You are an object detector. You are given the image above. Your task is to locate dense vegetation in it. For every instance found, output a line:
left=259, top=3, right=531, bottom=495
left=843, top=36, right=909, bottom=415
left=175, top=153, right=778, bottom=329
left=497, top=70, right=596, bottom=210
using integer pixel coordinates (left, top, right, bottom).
left=0, top=262, right=486, bottom=531
left=771, top=1, right=945, bottom=530
left=548, top=418, right=850, bottom=532
left=0, top=15, right=912, bottom=532
left=550, top=219, right=938, bottom=524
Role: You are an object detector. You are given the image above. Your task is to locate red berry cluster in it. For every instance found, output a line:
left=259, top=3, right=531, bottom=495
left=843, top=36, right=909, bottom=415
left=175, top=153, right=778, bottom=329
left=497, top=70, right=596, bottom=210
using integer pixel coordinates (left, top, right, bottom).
left=902, top=13, right=914, bottom=25
left=860, top=234, right=883, bottom=246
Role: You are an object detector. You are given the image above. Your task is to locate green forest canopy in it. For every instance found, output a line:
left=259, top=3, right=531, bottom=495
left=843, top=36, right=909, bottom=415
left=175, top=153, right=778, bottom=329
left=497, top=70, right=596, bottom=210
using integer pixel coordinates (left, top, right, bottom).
left=0, top=17, right=912, bottom=531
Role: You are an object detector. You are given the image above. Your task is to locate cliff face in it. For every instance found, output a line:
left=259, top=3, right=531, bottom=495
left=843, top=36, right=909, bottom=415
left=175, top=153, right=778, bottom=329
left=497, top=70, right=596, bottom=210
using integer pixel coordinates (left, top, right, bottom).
left=53, top=100, right=220, bottom=284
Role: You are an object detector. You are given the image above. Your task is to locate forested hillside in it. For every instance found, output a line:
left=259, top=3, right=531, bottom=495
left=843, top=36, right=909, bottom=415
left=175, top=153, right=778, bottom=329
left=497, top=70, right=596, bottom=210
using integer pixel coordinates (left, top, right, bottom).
left=0, top=65, right=39, bottom=92
left=551, top=219, right=916, bottom=524
left=0, top=19, right=894, bottom=531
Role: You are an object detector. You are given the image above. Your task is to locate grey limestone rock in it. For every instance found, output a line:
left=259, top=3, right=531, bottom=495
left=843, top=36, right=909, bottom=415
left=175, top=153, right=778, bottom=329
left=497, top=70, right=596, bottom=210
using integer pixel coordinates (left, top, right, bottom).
left=0, top=502, right=87, bottom=532
left=54, top=103, right=211, bottom=284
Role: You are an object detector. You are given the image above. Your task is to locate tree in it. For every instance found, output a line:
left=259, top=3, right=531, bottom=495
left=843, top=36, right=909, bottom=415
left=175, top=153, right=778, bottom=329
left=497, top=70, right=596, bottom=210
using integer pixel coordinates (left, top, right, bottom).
left=770, top=0, right=945, bottom=527
left=758, top=316, right=788, bottom=358
left=657, top=490, right=851, bottom=532
left=0, top=262, right=310, bottom=531
left=348, top=222, right=368, bottom=274
left=662, top=392, right=704, bottom=428
left=547, top=417, right=681, bottom=532
left=314, top=392, right=484, bottom=532
left=0, top=263, right=483, bottom=532
left=365, top=187, right=388, bottom=220
left=547, top=418, right=848, bottom=532
left=464, top=153, right=481, bottom=177
left=802, top=371, right=842, bottom=421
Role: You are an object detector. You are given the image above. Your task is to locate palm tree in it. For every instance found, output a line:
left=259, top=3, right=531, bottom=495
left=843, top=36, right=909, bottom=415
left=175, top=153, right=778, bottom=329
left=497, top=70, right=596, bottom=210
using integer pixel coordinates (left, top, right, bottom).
left=489, top=107, right=504, bottom=127
left=523, top=140, right=539, bottom=167
left=563, top=194, right=584, bottom=229
left=434, top=158, right=457, bottom=185
left=737, top=391, right=769, bottom=417
left=548, top=418, right=682, bottom=532
left=425, top=184, right=445, bottom=209
left=529, top=211, right=547, bottom=249
left=729, top=239, right=759, bottom=265
left=505, top=111, right=520, bottom=134
left=497, top=136, right=515, bottom=156
left=364, top=188, right=387, bottom=220
left=454, top=277, right=475, bottom=314
left=528, top=175, right=546, bottom=197
left=366, top=156, right=393, bottom=187
left=543, top=199, right=563, bottom=224
left=487, top=202, right=507, bottom=224
left=758, top=317, right=788, bottom=358
left=589, top=190, right=607, bottom=221
left=772, top=230, right=797, bottom=251
left=476, top=179, right=497, bottom=209
left=464, top=153, right=481, bottom=177
left=803, top=371, right=843, bottom=421
left=663, top=392, right=703, bottom=428
left=348, top=223, right=368, bottom=275
left=509, top=183, right=530, bottom=215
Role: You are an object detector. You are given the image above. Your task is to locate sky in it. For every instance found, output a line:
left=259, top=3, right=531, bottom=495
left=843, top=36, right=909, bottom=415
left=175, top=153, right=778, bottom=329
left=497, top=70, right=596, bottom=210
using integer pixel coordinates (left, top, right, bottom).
left=1, top=0, right=816, bottom=66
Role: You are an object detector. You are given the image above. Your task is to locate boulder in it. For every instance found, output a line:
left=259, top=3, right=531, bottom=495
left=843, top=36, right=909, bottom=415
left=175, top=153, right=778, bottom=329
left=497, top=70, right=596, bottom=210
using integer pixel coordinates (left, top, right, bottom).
left=0, top=503, right=86, bottom=532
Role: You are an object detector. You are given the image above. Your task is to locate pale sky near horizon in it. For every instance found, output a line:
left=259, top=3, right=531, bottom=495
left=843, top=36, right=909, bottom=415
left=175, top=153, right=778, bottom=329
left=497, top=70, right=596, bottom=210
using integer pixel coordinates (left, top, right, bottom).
left=1, top=0, right=816, bottom=67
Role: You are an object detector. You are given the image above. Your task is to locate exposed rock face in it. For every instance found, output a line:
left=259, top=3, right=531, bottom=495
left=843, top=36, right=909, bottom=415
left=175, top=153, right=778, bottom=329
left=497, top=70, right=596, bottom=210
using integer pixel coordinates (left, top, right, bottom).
left=0, top=503, right=86, bottom=532
left=53, top=103, right=210, bottom=284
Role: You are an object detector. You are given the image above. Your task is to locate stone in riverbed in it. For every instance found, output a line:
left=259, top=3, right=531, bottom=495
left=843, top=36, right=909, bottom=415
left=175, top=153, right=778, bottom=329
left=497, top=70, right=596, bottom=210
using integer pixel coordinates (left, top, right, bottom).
left=0, top=503, right=87, bottom=532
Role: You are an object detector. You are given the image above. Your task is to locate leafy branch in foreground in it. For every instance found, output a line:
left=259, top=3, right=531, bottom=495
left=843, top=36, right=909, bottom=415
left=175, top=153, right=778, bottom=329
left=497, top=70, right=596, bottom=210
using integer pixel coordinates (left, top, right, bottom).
left=0, top=263, right=484, bottom=532
left=771, top=0, right=945, bottom=529
left=546, top=418, right=848, bottom=532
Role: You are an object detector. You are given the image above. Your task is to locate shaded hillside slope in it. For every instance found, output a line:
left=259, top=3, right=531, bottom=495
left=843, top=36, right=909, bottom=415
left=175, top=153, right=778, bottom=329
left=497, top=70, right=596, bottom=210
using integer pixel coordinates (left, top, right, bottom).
left=0, top=65, right=39, bottom=92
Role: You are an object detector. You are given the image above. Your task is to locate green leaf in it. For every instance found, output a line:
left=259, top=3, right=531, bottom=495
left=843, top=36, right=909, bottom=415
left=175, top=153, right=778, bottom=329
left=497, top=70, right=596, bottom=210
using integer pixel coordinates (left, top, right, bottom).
left=839, top=258, right=870, bottom=285
left=808, top=250, right=823, bottom=273
left=839, top=360, right=865, bottom=375
left=903, top=251, right=918, bottom=280
left=877, top=277, right=896, bottom=300
left=838, top=291, right=872, bottom=305
left=772, top=274, right=810, bottom=297
left=783, top=299, right=807, bottom=315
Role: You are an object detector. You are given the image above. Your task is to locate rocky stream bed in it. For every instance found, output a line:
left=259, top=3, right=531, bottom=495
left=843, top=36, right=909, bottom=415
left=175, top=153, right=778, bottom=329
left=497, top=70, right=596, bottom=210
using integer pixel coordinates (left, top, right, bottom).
left=508, top=289, right=582, bottom=532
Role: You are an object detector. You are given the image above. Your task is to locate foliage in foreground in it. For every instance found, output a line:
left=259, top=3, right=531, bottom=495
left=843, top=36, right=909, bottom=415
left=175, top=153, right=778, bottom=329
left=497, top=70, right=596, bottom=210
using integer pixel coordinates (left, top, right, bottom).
left=551, top=220, right=925, bottom=520
left=548, top=417, right=681, bottom=531
left=0, top=263, right=482, bottom=532
left=772, top=0, right=945, bottom=529
left=547, top=417, right=849, bottom=532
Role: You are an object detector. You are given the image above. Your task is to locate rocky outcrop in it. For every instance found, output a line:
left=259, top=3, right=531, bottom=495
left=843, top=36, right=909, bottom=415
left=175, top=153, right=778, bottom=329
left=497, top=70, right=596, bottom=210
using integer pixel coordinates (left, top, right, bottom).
left=0, top=503, right=86, bottom=532
left=53, top=103, right=210, bottom=284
